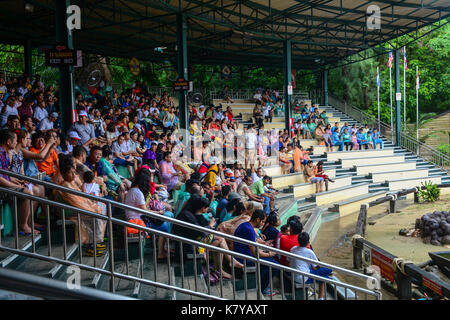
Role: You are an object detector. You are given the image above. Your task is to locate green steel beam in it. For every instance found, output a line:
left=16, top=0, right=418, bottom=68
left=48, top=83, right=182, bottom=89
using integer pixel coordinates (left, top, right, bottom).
left=55, top=0, right=75, bottom=133
left=283, top=40, right=292, bottom=131
left=177, top=13, right=189, bottom=134
left=24, top=40, right=33, bottom=78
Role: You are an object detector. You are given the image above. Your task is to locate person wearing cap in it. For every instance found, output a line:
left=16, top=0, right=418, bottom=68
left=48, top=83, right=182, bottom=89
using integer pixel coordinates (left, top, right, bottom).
left=61, top=131, right=82, bottom=155
left=37, top=112, right=58, bottom=132
left=70, top=110, right=97, bottom=147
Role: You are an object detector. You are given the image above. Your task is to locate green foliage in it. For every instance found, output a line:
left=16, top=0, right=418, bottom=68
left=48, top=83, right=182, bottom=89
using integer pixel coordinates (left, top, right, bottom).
left=438, top=144, right=450, bottom=155
left=418, top=181, right=441, bottom=202
left=328, top=21, right=450, bottom=121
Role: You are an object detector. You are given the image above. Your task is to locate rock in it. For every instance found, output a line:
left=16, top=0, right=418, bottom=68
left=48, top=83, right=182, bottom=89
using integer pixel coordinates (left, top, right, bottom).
left=434, top=211, right=441, bottom=215
left=431, top=240, right=441, bottom=246
left=442, top=235, right=450, bottom=245
left=436, top=228, right=445, bottom=237
left=415, top=219, right=422, bottom=229
left=446, top=216, right=450, bottom=223
left=423, top=236, right=431, bottom=244
left=399, top=228, right=408, bottom=236
left=439, top=220, right=448, bottom=229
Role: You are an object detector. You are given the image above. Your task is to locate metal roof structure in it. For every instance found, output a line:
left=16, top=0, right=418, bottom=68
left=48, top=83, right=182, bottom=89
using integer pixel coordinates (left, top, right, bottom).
left=0, top=0, right=448, bottom=69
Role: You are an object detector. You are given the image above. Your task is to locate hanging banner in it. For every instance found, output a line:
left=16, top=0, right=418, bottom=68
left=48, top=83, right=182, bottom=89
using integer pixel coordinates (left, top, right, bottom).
left=129, top=57, right=140, bottom=76
left=291, top=69, right=296, bottom=89
left=221, top=65, right=232, bottom=80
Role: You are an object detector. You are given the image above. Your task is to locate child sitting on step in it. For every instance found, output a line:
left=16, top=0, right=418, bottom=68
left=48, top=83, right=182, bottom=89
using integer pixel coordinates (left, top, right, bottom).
left=350, top=132, right=359, bottom=150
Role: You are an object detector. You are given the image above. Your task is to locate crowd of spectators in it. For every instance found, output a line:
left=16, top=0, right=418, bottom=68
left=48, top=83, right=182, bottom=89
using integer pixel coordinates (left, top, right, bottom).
left=0, top=72, right=382, bottom=296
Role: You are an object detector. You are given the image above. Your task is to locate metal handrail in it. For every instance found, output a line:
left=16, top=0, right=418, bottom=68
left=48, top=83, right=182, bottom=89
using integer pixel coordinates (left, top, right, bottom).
left=0, top=267, right=135, bottom=300
left=0, top=170, right=380, bottom=300
left=210, top=88, right=309, bottom=101
left=328, top=93, right=449, bottom=171
left=0, top=187, right=379, bottom=299
left=0, top=169, right=378, bottom=287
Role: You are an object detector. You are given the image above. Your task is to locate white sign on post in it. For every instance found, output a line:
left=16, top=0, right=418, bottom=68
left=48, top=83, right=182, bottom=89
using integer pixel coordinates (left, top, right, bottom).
left=396, top=92, right=402, bottom=101
left=287, top=85, right=293, bottom=95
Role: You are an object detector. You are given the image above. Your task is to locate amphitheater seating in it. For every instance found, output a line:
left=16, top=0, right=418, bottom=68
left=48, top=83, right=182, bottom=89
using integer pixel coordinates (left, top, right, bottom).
left=340, top=155, right=405, bottom=168
left=371, top=168, right=429, bottom=183
left=355, top=162, right=416, bottom=176
left=271, top=169, right=336, bottom=189
left=293, top=175, right=352, bottom=198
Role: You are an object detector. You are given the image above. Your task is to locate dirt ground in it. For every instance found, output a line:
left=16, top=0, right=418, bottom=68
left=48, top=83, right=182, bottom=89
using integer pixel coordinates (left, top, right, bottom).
left=311, top=195, right=450, bottom=300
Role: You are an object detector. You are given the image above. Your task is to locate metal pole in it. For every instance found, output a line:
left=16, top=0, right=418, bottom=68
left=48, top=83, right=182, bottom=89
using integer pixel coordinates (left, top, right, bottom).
left=176, top=13, right=189, bottom=140
left=390, top=66, right=393, bottom=142
left=416, top=65, right=419, bottom=155
left=394, top=49, right=402, bottom=146
left=24, top=40, right=33, bottom=78
left=283, top=40, right=292, bottom=132
left=323, top=69, right=328, bottom=107
left=55, top=0, right=75, bottom=133
left=377, top=66, right=380, bottom=133
left=403, top=46, right=406, bottom=132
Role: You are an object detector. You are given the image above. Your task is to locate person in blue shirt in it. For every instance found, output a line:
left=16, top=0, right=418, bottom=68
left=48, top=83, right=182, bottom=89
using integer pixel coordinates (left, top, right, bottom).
left=234, top=209, right=280, bottom=296
left=372, top=129, right=383, bottom=149
left=216, top=185, right=231, bottom=219
left=331, top=122, right=340, bottom=134
left=340, top=122, right=350, bottom=135
left=331, top=130, right=344, bottom=151
left=356, top=128, right=368, bottom=149
left=365, top=131, right=374, bottom=149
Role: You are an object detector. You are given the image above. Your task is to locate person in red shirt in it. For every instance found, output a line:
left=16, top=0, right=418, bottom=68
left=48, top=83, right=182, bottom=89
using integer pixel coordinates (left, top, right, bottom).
left=279, top=217, right=311, bottom=266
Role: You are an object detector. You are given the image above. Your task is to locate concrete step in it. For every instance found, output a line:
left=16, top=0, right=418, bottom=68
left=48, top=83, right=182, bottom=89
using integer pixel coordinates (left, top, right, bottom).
left=371, top=168, right=429, bottom=183
left=292, top=175, right=352, bottom=198
left=340, top=154, right=405, bottom=168
left=271, top=169, right=336, bottom=189
left=355, top=162, right=416, bottom=175
left=313, top=183, right=370, bottom=206
left=329, top=191, right=386, bottom=217
left=388, top=176, right=443, bottom=191
left=326, top=148, right=395, bottom=161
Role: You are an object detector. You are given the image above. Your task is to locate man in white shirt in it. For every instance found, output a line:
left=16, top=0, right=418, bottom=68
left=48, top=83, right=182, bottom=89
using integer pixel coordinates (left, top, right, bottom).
left=1, top=96, right=18, bottom=127
left=245, top=124, right=258, bottom=170
left=38, top=112, right=58, bottom=132
left=253, top=89, right=262, bottom=105
left=288, top=232, right=332, bottom=300
left=214, top=107, right=225, bottom=121
left=33, top=101, right=49, bottom=123
left=196, top=105, right=205, bottom=120
left=17, top=82, right=28, bottom=97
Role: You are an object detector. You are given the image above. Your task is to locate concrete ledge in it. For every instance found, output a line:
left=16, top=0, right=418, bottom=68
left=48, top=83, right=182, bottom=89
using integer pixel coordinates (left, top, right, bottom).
left=272, top=169, right=336, bottom=189
left=326, top=148, right=394, bottom=161
left=330, top=191, right=386, bottom=217
left=312, top=145, right=339, bottom=155
left=340, top=154, right=405, bottom=169
left=279, top=200, right=299, bottom=227
left=355, top=162, right=416, bottom=175
left=371, top=168, right=429, bottom=183
left=293, top=175, right=352, bottom=198
left=389, top=176, right=442, bottom=191
left=262, top=165, right=282, bottom=177
left=304, top=208, right=323, bottom=242
left=315, top=183, right=370, bottom=206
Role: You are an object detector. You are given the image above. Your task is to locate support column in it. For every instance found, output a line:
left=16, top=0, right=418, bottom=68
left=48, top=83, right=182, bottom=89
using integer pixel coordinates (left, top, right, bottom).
left=394, top=49, right=402, bottom=146
left=24, top=40, right=33, bottom=78
left=55, top=0, right=75, bottom=133
left=176, top=13, right=189, bottom=135
left=283, top=40, right=292, bottom=131
left=323, top=69, right=328, bottom=106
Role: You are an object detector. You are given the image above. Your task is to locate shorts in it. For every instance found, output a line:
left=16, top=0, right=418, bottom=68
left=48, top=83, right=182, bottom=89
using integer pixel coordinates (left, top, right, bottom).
left=245, top=149, right=256, bottom=164
left=310, top=177, right=324, bottom=183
